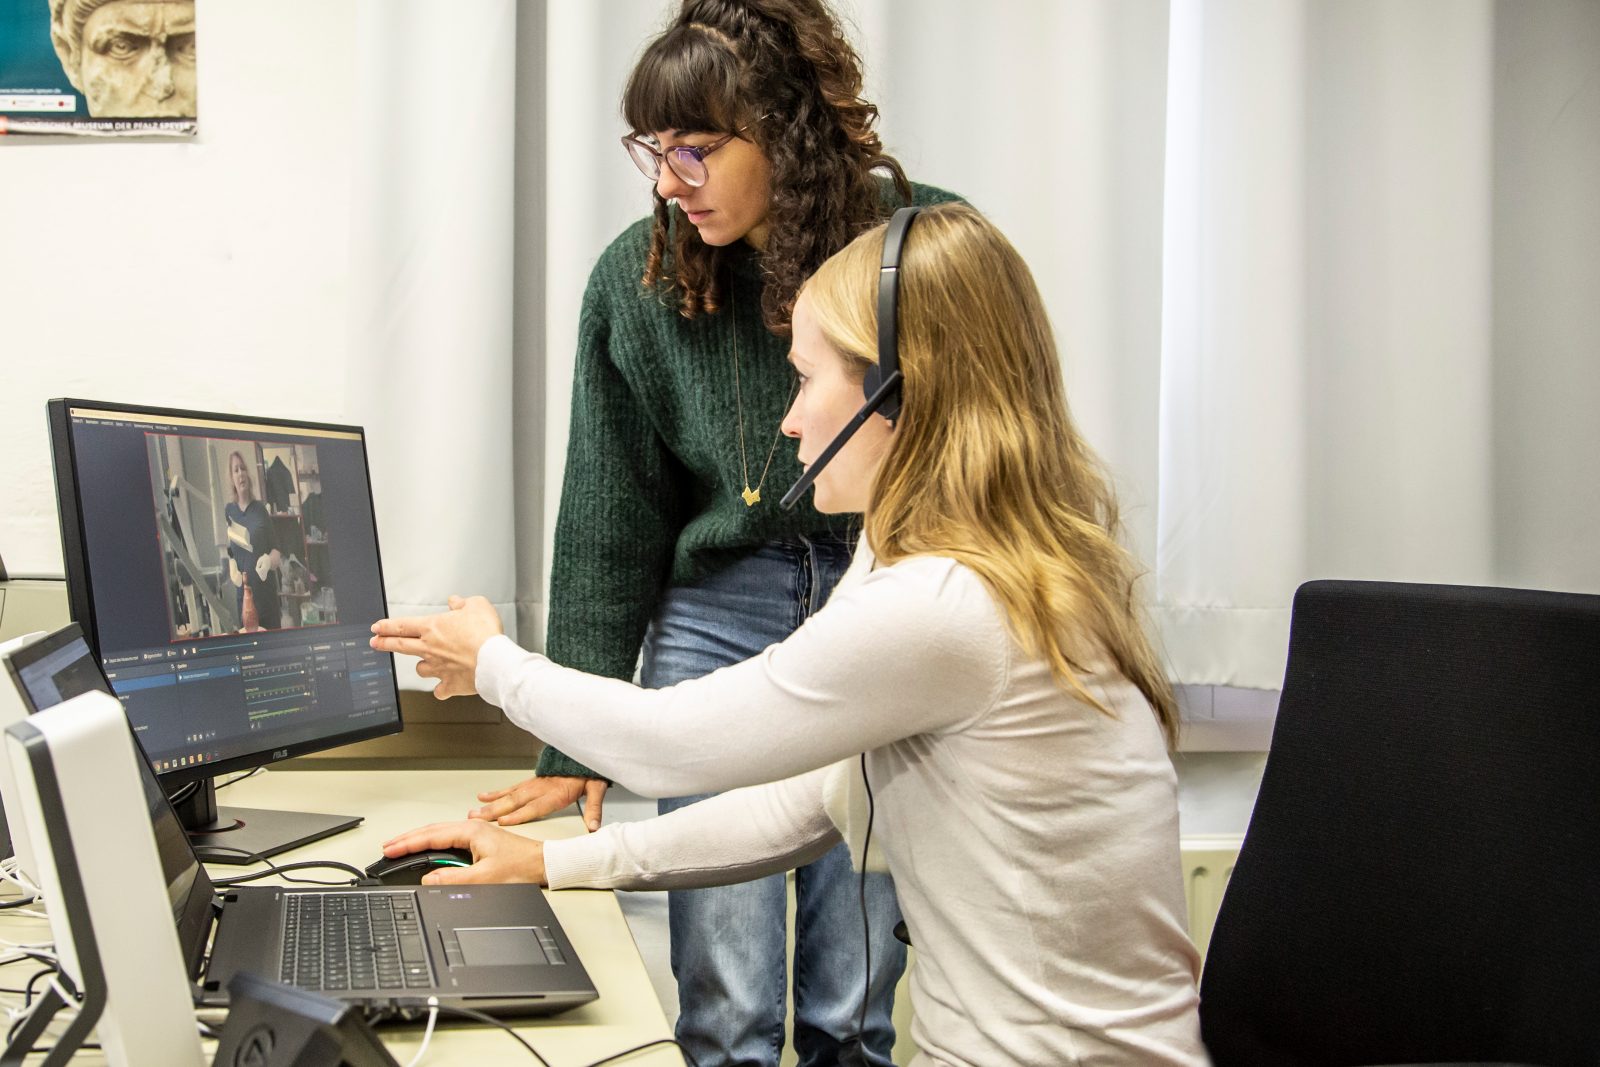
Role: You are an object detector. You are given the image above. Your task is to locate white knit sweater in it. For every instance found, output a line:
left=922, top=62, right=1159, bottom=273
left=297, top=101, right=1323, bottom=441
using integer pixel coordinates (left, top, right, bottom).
left=476, top=543, right=1208, bottom=1067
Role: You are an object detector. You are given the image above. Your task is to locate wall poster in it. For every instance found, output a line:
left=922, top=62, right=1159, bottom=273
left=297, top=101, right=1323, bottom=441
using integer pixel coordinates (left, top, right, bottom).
left=0, top=0, right=196, bottom=138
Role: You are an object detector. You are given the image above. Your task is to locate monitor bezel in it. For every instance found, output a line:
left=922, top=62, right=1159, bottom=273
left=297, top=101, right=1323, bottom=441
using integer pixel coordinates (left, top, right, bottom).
left=46, top=398, right=404, bottom=787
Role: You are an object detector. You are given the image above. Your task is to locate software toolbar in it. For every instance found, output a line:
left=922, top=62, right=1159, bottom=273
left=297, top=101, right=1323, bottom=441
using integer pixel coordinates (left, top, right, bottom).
left=102, top=634, right=390, bottom=767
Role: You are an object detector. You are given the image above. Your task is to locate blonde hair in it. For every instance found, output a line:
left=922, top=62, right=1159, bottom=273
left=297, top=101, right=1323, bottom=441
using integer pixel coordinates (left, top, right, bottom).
left=801, top=203, right=1179, bottom=746
left=227, top=450, right=255, bottom=507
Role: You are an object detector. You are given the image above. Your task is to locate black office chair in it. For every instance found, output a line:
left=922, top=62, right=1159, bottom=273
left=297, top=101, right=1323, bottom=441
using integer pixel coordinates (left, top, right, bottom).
left=1199, top=580, right=1600, bottom=1067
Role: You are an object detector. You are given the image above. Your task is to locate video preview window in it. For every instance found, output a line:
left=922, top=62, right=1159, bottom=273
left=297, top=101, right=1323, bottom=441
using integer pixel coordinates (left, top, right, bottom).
left=147, top=434, right=339, bottom=639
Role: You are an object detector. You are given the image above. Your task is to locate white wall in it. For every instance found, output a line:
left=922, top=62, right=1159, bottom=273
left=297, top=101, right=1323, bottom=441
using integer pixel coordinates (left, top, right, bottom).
left=2, top=1, right=361, bottom=576
left=1, top=2, right=523, bottom=681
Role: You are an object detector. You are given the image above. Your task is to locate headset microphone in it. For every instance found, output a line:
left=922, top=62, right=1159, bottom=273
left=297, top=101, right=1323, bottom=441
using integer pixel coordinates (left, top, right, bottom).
left=778, top=205, right=921, bottom=510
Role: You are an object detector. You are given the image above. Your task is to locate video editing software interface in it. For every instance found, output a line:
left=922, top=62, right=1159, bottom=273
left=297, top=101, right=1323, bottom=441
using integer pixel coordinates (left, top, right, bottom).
left=60, top=406, right=401, bottom=773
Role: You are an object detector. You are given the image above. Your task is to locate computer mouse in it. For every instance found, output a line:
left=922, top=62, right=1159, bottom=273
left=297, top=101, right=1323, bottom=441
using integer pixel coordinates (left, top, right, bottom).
left=364, top=847, right=475, bottom=886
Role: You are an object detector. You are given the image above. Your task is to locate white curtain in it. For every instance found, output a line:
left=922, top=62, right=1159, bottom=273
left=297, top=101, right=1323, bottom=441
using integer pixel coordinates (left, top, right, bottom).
left=1155, top=0, right=1600, bottom=687
left=347, top=0, right=520, bottom=687
left=4, top=0, right=1591, bottom=704
left=539, top=1, right=683, bottom=647
left=525, top=0, right=1600, bottom=693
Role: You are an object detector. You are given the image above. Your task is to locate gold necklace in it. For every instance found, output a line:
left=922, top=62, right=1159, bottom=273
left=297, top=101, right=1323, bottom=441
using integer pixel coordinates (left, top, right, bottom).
left=730, top=292, right=792, bottom=507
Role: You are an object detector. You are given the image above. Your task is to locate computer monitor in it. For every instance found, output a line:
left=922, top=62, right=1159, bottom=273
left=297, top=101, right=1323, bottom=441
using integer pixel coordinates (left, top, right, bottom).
left=46, top=400, right=403, bottom=863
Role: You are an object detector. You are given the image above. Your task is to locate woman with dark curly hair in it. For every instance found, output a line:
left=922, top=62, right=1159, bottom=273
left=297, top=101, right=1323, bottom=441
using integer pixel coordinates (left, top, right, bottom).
left=467, top=1, right=957, bottom=1063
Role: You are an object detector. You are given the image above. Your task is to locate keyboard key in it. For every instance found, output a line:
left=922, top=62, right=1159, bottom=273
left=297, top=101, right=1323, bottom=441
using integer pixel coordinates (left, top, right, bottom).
left=277, top=891, right=426, bottom=994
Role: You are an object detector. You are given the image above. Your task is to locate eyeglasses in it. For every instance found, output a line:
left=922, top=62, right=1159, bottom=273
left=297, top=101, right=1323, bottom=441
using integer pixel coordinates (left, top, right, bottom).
left=620, top=129, right=740, bottom=188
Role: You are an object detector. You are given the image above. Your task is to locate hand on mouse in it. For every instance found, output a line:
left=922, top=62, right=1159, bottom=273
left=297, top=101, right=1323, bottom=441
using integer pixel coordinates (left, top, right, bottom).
left=381, top=819, right=546, bottom=886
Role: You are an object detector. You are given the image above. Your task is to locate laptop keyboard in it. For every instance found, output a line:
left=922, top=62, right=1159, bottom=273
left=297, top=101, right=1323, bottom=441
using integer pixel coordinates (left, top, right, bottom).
left=279, top=891, right=432, bottom=992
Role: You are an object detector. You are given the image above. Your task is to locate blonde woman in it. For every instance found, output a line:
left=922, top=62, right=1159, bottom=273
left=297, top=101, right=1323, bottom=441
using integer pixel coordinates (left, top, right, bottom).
left=223, top=449, right=282, bottom=631
left=373, top=204, right=1208, bottom=1066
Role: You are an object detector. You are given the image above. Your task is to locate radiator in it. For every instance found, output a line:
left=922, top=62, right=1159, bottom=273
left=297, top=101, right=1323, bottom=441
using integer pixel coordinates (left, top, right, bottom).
left=1181, top=834, right=1244, bottom=960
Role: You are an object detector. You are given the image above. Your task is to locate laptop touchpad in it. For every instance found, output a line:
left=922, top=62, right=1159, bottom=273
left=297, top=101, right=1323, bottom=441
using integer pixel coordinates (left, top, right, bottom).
left=456, top=927, right=548, bottom=967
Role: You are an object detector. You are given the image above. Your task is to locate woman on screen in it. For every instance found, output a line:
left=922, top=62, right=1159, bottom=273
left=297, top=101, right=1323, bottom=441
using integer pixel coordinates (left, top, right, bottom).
left=372, top=204, right=1208, bottom=1066
left=223, top=449, right=282, bottom=632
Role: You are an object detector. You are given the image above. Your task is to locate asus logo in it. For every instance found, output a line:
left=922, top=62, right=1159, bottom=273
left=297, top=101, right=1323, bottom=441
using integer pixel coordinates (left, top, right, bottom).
left=272, top=748, right=289, bottom=760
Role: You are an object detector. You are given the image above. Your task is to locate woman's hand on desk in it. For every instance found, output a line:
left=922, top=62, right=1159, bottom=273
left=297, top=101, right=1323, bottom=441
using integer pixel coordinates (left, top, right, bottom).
left=381, top=820, right=547, bottom=886
left=370, top=594, right=504, bottom=698
left=472, top=775, right=609, bottom=831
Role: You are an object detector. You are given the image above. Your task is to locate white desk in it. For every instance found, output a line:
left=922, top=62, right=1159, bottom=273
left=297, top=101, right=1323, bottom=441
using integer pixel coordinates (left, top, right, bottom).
left=2, top=767, right=682, bottom=1065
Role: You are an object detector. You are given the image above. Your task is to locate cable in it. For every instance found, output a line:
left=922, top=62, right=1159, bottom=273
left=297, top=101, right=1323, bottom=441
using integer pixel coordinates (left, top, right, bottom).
left=0, top=857, right=42, bottom=909
left=193, top=843, right=266, bottom=863
left=166, top=780, right=201, bottom=807
left=0, top=857, right=42, bottom=899
left=581, top=1038, right=702, bottom=1067
left=22, top=968, right=55, bottom=1007
left=427, top=1004, right=552, bottom=1066
left=857, top=751, right=877, bottom=1056
left=402, top=996, right=440, bottom=1067
left=836, top=751, right=879, bottom=1067
left=6, top=968, right=57, bottom=1044
left=196, top=845, right=365, bottom=886
left=0, top=952, right=49, bottom=967
left=0, top=937, right=57, bottom=957
left=0, top=936, right=57, bottom=954
left=45, top=975, right=77, bottom=1011
left=209, top=859, right=366, bottom=887
left=379, top=1000, right=699, bottom=1067
left=216, top=767, right=264, bottom=790
left=0, top=950, right=59, bottom=970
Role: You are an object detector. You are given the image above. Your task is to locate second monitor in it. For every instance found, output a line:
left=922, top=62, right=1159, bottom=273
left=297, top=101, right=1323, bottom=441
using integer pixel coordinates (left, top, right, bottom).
left=47, top=400, right=404, bottom=862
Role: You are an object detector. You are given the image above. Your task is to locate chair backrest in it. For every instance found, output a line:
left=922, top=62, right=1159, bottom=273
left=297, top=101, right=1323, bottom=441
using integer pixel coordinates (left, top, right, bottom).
left=1200, top=580, right=1600, bottom=1067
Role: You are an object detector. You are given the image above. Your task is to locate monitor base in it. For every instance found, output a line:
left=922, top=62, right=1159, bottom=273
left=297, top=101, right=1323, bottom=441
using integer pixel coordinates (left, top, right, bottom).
left=188, top=806, right=361, bottom=866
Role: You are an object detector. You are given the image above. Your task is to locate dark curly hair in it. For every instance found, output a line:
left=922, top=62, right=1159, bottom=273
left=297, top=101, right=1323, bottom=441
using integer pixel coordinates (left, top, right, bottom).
left=623, top=0, right=912, bottom=334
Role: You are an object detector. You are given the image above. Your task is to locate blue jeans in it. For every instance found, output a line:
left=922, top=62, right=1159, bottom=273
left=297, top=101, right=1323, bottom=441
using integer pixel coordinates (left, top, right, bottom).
left=643, top=536, right=904, bottom=1067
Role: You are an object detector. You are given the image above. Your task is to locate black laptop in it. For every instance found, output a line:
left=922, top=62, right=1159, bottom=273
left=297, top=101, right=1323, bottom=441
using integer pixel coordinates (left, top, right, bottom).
left=4, top=624, right=599, bottom=1016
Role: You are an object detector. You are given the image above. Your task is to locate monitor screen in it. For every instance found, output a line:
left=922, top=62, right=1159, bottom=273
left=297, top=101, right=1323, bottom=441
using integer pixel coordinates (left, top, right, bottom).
left=47, top=401, right=402, bottom=785
left=4, top=629, right=106, bottom=709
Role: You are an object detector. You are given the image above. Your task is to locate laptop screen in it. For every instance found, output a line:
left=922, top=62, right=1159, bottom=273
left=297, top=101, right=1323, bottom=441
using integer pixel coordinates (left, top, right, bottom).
left=5, top=625, right=216, bottom=968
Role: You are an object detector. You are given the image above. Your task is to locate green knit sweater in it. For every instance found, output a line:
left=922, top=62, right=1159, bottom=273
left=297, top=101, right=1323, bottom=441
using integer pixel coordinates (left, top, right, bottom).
left=537, top=182, right=962, bottom=780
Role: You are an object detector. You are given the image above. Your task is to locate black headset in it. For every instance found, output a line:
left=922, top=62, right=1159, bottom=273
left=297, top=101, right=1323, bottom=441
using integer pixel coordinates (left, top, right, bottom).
left=778, top=205, right=921, bottom=510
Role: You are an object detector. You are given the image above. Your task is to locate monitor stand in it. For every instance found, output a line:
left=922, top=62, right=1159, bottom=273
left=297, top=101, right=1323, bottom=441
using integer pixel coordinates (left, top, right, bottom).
left=172, top=776, right=361, bottom=865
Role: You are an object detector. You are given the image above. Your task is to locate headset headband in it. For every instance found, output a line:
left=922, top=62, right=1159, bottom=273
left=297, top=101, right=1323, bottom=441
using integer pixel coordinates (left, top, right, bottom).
left=779, top=206, right=920, bottom=510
